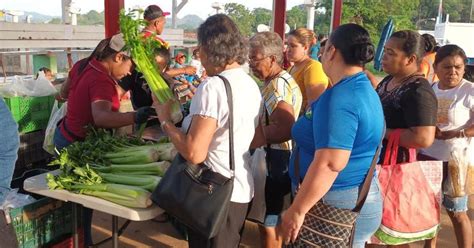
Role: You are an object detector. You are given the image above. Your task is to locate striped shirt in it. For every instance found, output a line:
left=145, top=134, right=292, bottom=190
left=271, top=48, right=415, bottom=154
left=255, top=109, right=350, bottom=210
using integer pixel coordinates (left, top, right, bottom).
left=261, top=70, right=302, bottom=150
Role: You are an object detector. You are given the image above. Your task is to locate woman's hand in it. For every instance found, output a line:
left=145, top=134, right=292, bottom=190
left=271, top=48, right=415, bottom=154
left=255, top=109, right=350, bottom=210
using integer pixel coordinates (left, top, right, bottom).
left=151, top=94, right=174, bottom=123
left=276, top=208, right=305, bottom=245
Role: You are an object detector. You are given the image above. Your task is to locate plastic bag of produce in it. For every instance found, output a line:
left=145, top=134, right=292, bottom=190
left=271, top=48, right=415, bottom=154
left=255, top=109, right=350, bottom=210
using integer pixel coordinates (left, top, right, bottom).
left=464, top=139, right=474, bottom=195
left=0, top=72, right=57, bottom=97
left=444, top=138, right=474, bottom=197
left=43, top=100, right=67, bottom=154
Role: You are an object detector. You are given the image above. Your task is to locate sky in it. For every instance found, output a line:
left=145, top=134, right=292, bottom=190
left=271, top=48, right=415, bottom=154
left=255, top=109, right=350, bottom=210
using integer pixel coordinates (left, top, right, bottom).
left=0, top=0, right=305, bottom=19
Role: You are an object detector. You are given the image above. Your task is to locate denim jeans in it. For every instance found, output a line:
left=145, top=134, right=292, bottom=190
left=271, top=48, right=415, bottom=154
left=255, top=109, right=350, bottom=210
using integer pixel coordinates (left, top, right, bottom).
left=54, top=126, right=94, bottom=246
left=322, top=177, right=383, bottom=248
left=0, top=98, right=20, bottom=204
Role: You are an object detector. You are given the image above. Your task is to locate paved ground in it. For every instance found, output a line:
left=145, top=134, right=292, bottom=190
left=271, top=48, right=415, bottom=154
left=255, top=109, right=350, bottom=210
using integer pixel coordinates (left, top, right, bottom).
left=90, top=197, right=473, bottom=248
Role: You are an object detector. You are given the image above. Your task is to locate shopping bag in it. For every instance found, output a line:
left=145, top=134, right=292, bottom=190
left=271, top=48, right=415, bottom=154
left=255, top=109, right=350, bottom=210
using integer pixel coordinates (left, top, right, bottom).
left=43, top=101, right=67, bottom=154
left=372, top=129, right=442, bottom=245
left=246, top=147, right=267, bottom=223
left=444, top=138, right=474, bottom=197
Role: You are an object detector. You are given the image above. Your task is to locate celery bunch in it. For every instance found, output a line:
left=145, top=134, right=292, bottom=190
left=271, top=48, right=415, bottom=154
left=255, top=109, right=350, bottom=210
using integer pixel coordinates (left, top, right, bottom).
left=120, top=9, right=182, bottom=123
left=47, top=128, right=175, bottom=208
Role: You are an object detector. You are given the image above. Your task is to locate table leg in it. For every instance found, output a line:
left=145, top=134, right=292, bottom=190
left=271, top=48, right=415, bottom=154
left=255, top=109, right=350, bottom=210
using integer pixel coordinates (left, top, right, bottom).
left=112, top=215, right=119, bottom=248
left=72, top=203, right=79, bottom=248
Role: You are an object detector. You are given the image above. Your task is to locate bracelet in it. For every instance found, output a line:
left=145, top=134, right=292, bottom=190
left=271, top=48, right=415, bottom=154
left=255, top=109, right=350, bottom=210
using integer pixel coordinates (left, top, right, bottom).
left=160, top=120, right=171, bottom=131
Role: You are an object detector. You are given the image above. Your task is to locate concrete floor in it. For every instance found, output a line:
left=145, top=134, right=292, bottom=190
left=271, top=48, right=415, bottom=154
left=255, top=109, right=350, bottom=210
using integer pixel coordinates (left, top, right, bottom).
left=90, top=197, right=473, bottom=248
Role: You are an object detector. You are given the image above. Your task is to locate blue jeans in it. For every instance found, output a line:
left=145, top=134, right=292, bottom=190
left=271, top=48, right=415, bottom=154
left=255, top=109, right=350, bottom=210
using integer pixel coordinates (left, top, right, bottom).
left=0, top=99, right=20, bottom=204
left=54, top=126, right=94, bottom=246
left=443, top=195, right=469, bottom=212
left=322, top=177, right=383, bottom=248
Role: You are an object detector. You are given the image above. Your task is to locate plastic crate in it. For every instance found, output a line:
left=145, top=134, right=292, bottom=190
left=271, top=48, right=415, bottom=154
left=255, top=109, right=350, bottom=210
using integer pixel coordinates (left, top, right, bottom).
left=9, top=197, right=75, bottom=248
left=15, top=130, right=53, bottom=171
left=4, top=96, right=55, bottom=134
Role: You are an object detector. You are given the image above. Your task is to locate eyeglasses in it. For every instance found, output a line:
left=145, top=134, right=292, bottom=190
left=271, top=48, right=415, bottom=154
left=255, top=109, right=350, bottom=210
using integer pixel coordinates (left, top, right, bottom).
left=248, top=56, right=270, bottom=65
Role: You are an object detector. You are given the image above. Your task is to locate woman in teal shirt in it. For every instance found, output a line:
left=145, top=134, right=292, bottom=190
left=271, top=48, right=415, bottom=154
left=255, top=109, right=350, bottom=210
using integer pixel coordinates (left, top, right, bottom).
left=278, top=23, right=385, bottom=247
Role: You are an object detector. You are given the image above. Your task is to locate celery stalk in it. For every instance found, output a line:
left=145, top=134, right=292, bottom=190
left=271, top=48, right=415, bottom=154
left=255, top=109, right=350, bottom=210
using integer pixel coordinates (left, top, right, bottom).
left=120, top=10, right=183, bottom=124
left=100, top=173, right=161, bottom=192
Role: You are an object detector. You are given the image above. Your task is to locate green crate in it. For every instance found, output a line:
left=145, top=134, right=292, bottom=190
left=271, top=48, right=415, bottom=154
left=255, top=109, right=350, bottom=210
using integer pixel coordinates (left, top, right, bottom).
left=9, top=197, right=74, bottom=248
left=4, top=96, right=55, bottom=133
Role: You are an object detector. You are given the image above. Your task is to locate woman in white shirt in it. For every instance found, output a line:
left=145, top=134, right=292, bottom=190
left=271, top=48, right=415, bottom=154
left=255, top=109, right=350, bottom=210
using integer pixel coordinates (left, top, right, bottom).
left=153, top=14, right=262, bottom=248
left=420, top=44, right=473, bottom=248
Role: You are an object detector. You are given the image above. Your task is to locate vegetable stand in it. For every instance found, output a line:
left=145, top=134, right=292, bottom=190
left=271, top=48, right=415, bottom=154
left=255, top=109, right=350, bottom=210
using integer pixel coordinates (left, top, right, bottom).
left=23, top=170, right=164, bottom=248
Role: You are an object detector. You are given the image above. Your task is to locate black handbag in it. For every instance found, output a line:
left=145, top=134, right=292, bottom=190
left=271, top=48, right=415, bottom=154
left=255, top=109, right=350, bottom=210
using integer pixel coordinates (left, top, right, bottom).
left=151, top=75, right=235, bottom=239
left=289, top=126, right=384, bottom=248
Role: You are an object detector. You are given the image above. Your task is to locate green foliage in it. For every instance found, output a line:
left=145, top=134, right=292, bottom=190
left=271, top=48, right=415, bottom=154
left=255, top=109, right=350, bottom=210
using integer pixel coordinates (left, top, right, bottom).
left=253, top=7, right=272, bottom=31
left=225, top=3, right=255, bottom=36
left=286, top=5, right=308, bottom=30
left=77, top=10, right=104, bottom=25
left=417, top=0, right=474, bottom=25
left=331, top=0, right=417, bottom=45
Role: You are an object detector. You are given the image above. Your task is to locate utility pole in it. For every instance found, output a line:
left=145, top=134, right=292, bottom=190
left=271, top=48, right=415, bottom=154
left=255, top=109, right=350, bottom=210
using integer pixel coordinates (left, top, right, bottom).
left=436, top=0, right=443, bottom=24
left=304, top=0, right=316, bottom=30
left=172, top=0, right=188, bottom=29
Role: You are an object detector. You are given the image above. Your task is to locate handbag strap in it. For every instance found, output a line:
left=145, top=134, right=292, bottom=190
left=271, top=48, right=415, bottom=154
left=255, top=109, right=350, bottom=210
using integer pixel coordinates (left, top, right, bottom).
left=383, top=129, right=417, bottom=165
left=293, top=123, right=385, bottom=213
left=216, top=75, right=235, bottom=172
left=352, top=122, right=385, bottom=212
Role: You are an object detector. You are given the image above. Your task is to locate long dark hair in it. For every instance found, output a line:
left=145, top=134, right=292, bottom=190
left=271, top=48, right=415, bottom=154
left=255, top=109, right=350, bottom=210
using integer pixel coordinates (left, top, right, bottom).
left=421, top=33, right=437, bottom=53
left=78, top=38, right=118, bottom=73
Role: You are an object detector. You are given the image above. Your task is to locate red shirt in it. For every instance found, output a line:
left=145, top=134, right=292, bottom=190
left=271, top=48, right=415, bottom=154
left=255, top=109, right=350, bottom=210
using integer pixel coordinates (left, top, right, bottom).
left=142, top=30, right=170, bottom=49
left=60, top=59, right=120, bottom=141
left=68, top=58, right=87, bottom=83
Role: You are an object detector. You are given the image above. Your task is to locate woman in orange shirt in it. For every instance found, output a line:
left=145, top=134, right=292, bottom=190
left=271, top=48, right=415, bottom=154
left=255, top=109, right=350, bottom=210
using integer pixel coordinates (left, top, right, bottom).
left=286, top=28, right=329, bottom=111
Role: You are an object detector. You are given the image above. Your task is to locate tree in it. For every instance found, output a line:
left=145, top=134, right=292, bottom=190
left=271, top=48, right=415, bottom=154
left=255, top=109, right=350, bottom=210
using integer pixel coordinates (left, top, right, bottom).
left=286, top=5, right=307, bottom=30
left=224, top=3, right=255, bottom=36
left=417, top=0, right=473, bottom=28
left=252, top=7, right=272, bottom=31
left=316, top=0, right=419, bottom=45
left=78, top=10, right=104, bottom=25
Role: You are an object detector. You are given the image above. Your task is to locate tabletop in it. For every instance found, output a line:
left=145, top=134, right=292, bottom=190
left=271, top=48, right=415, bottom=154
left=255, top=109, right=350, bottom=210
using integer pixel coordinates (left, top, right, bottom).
left=23, top=171, right=164, bottom=221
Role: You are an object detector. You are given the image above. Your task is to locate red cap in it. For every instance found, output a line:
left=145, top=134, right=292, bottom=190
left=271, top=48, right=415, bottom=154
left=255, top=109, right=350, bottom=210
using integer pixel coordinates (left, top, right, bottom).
left=144, top=5, right=170, bottom=21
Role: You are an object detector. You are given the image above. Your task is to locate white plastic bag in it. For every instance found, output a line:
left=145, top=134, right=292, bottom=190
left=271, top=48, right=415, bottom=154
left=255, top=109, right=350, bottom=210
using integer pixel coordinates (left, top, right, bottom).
left=0, top=72, right=57, bottom=97
left=247, top=147, right=267, bottom=222
left=444, top=138, right=474, bottom=197
left=43, top=100, right=67, bottom=154
left=0, top=189, right=36, bottom=210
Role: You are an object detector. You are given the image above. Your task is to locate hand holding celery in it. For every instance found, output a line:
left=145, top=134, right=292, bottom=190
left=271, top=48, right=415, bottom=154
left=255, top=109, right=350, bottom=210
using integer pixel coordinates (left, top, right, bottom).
left=120, top=9, right=182, bottom=124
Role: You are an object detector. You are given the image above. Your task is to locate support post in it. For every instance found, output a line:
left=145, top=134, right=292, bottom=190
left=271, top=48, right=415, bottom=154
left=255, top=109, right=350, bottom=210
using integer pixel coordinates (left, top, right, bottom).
left=330, top=0, right=343, bottom=32
left=104, top=0, right=124, bottom=38
left=272, top=0, right=287, bottom=40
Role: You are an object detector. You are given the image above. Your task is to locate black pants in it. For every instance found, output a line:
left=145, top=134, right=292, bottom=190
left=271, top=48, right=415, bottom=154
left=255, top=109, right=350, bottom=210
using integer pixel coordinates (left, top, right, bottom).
left=187, top=202, right=249, bottom=248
